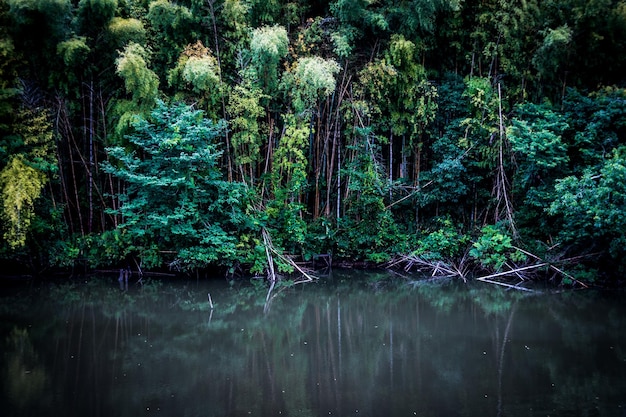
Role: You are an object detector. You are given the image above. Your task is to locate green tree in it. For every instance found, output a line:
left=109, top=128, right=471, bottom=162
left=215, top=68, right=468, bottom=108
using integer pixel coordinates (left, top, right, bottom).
left=460, top=76, right=514, bottom=228
left=76, top=0, right=117, bottom=35
left=0, top=103, right=57, bottom=250
left=547, top=147, right=626, bottom=266
left=507, top=102, right=570, bottom=240
left=335, top=125, right=406, bottom=262
left=508, top=103, right=569, bottom=191
left=0, top=155, right=48, bottom=249
left=116, top=42, right=159, bottom=104
left=107, top=16, right=146, bottom=47
left=102, top=100, right=251, bottom=271
left=532, top=25, right=572, bottom=86
left=227, top=80, right=266, bottom=185
left=112, top=41, right=160, bottom=140
left=145, top=0, right=200, bottom=77
left=248, top=25, right=289, bottom=97
left=168, top=41, right=222, bottom=117
left=469, top=224, right=526, bottom=271
left=284, top=56, right=341, bottom=116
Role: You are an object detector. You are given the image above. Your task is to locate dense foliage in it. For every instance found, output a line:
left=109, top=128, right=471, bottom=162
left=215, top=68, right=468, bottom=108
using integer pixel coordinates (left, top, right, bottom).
left=1, top=0, right=625, bottom=282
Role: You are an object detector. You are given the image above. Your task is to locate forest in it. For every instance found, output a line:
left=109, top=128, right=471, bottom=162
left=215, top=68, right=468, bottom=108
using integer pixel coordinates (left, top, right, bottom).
left=1, top=0, right=625, bottom=284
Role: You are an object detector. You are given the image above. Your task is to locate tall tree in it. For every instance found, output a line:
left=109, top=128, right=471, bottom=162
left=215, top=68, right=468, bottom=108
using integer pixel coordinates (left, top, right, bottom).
left=102, top=100, right=251, bottom=271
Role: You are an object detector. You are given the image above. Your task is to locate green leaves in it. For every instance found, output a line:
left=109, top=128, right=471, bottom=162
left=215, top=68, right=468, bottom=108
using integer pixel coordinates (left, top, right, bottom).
left=272, top=113, right=309, bottom=196
left=228, top=81, right=266, bottom=174
left=508, top=103, right=569, bottom=189
left=532, top=25, right=572, bottom=80
left=0, top=155, right=47, bottom=248
left=76, top=0, right=117, bottom=33
left=116, top=42, right=159, bottom=104
left=284, top=56, right=340, bottom=114
left=469, top=225, right=526, bottom=271
left=57, top=36, right=90, bottom=67
left=249, top=25, right=289, bottom=95
left=0, top=104, right=56, bottom=249
left=103, top=100, right=250, bottom=270
left=168, top=41, right=222, bottom=114
left=548, top=147, right=626, bottom=260
left=107, top=17, right=146, bottom=46
left=413, top=218, right=469, bottom=261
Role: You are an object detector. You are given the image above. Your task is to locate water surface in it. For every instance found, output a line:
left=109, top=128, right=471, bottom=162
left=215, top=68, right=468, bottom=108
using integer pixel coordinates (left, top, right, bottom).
left=1, top=270, right=625, bottom=417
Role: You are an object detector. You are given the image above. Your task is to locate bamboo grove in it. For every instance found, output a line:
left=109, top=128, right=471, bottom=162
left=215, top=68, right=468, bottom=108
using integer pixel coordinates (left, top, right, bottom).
left=1, top=0, right=626, bottom=282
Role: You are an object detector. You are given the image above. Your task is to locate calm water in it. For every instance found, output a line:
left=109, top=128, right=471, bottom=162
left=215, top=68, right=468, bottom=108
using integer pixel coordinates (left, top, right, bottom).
left=1, top=270, right=626, bottom=417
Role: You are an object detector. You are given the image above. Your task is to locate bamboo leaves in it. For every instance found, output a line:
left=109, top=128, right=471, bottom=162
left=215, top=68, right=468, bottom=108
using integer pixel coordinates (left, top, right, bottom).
left=249, top=25, right=289, bottom=95
left=228, top=81, right=265, bottom=180
left=285, top=56, right=340, bottom=115
left=0, top=156, right=47, bottom=248
left=0, top=104, right=56, bottom=249
left=116, top=42, right=159, bottom=104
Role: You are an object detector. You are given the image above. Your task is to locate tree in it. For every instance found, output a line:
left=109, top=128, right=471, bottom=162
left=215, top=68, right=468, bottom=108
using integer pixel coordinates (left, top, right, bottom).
left=547, top=146, right=626, bottom=266
left=227, top=80, right=266, bottom=185
left=145, top=0, right=200, bottom=78
left=508, top=103, right=569, bottom=191
left=107, top=16, right=146, bottom=47
left=0, top=155, right=48, bottom=249
left=76, top=0, right=117, bottom=35
left=0, top=103, right=57, bottom=250
left=532, top=25, right=572, bottom=87
left=284, top=56, right=340, bottom=116
left=168, top=41, right=222, bottom=117
left=248, top=25, right=289, bottom=97
left=116, top=42, right=159, bottom=105
left=102, top=100, right=251, bottom=271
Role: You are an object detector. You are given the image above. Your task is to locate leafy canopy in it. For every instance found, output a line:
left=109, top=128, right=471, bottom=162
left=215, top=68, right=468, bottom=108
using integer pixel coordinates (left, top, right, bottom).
left=103, top=100, right=251, bottom=270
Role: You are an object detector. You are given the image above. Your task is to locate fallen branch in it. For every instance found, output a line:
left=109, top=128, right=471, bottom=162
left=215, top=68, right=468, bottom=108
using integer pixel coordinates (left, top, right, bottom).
left=387, top=254, right=467, bottom=281
left=262, top=227, right=317, bottom=283
left=475, top=263, right=549, bottom=281
left=385, top=181, right=433, bottom=209
left=261, top=228, right=277, bottom=282
left=476, top=277, right=537, bottom=292
left=269, top=246, right=317, bottom=283
left=512, top=246, right=589, bottom=289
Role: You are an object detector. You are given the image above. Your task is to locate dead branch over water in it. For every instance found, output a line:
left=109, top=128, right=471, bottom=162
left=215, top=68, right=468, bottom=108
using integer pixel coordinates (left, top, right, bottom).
left=388, top=245, right=590, bottom=291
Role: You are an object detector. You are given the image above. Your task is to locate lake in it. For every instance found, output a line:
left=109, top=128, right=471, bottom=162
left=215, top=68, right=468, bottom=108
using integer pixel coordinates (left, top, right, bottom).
left=1, top=269, right=626, bottom=417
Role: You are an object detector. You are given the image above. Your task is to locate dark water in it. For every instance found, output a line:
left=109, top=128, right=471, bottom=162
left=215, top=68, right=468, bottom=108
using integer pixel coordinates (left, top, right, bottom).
left=1, top=270, right=626, bottom=417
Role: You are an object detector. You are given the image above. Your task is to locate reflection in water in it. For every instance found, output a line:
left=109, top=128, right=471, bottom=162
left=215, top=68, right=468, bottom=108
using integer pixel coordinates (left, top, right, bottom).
left=0, top=271, right=625, bottom=416
left=4, top=328, right=49, bottom=412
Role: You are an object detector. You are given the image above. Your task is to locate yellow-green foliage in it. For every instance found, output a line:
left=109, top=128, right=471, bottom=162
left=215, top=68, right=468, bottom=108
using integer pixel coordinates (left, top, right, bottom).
left=115, top=42, right=159, bottom=103
left=272, top=114, right=309, bottom=195
left=108, top=17, right=146, bottom=45
left=288, top=56, right=340, bottom=114
left=174, top=42, right=220, bottom=93
left=228, top=82, right=266, bottom=168
left=16, top=109, right=55, bottom=167
left=56, top=36, right=90, bottom=67
left=0, top=156, right=47, bottom=248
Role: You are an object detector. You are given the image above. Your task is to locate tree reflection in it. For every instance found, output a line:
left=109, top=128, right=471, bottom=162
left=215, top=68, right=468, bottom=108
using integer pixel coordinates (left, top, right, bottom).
left=4, top=327, right=49, bottom=414
left=1, top=275, right=626, bottom=416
